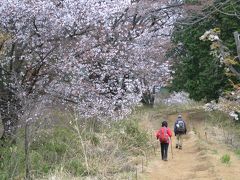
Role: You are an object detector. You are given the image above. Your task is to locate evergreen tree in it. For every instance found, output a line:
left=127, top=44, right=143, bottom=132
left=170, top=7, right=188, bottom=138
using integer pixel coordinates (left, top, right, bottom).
left=170, top=0, right=240, bottom=102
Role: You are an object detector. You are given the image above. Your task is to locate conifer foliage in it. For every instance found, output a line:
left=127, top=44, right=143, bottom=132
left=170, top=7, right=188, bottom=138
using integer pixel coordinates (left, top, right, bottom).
left=170, top=0, right=240, bottom=102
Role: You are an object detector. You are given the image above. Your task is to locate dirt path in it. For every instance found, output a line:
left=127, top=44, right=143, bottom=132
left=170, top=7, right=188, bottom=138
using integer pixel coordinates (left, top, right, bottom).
left=140, top=112, right=240, bottom=180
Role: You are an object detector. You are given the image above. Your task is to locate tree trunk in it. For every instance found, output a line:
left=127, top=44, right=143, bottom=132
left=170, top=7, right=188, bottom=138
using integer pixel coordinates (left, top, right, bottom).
left=1, top=116, right=18, bottom=141
left=234, top=31, right=240, bottom=60
left=141, top=89, right=155, bottom=107
left=25, top=121, right=31, bottom=179
left=0, top=90, right=20, bottom=143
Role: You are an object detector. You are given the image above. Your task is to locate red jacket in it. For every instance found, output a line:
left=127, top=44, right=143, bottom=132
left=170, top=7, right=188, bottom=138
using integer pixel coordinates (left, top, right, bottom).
left=156, top=127, right=172, bottom=144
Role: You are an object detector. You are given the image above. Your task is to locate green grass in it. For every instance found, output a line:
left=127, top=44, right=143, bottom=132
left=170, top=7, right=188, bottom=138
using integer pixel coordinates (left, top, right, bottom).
left=235, top=149, right=240, bottom=159
left=0, top=110, right=152, bottom=179
left=0, top=141, right=26, bottom=180
left=220, top=154, right=231, bottom=164
left=114, top=119, right=149, bottom=150
left=5, top=104, right=240, bottom=179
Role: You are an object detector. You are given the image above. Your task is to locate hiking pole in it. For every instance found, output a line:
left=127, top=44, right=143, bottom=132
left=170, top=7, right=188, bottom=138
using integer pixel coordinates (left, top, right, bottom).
left=170, top=137, right=173, bottom=159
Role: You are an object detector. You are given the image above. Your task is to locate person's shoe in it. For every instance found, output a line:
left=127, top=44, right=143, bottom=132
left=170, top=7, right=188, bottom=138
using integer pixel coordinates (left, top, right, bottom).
left=164, top=158, right=168, bottom=161
left=179, top=146, right=182, bottom=150
left=176, top=145, right=178, bottom=149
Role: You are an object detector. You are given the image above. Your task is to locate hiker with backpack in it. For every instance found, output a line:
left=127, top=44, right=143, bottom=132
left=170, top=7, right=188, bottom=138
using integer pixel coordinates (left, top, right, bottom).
left=174, top=114, right=187, bottom=150
left=156, top=121, right=172, bottom=161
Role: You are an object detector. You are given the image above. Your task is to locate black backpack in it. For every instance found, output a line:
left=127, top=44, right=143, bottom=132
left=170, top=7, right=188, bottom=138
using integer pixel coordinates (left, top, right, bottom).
left=176, top=120, right=185, bottom=133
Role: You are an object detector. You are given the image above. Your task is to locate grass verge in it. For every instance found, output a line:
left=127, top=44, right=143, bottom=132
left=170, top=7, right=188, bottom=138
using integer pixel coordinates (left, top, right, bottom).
left=0, top=108, right=154, bottom=179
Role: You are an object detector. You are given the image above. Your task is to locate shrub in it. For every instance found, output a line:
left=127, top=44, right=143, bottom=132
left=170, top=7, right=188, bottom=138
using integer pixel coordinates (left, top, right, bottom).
left=66, top=159, right=87, bottom=176
left=0, top=144, right=25, bottom=180
left=114, top=119, right=150, bottom=154
left=220, top=154, right=230, bottom=164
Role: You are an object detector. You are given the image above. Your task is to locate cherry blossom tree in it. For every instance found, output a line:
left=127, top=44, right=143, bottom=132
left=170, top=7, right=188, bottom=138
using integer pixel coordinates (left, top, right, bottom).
left=0, top=0, right=183, bottom=140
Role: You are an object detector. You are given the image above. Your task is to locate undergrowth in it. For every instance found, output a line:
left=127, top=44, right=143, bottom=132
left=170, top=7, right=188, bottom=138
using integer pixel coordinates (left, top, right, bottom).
left=2, top=102, right=240, bottom=179
left=220, top=154, right=231, bottom=164
left=0, top=108, right=153, bottom=179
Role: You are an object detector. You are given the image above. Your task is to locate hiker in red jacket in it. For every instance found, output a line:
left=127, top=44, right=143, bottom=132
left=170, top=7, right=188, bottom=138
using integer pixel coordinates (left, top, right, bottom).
left=156, top=121, right=172, bottom=161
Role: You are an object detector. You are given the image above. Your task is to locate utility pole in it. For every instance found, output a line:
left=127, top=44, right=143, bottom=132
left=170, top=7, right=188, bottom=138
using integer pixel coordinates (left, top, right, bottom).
left=234, top=31, right=240, bottom=60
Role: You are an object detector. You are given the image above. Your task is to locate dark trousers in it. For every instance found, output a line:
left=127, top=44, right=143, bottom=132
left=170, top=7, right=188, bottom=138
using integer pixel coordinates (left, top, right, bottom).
left=160, top=142, right=169, bottom=160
